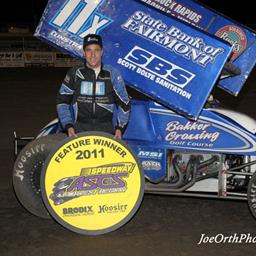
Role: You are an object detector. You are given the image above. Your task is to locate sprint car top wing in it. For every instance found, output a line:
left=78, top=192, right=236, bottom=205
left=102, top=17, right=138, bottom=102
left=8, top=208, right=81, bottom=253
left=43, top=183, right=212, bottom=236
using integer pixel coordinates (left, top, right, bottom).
left=35, top=0, right=233, bottom=120
left=141, top=0, right=256, bottom=95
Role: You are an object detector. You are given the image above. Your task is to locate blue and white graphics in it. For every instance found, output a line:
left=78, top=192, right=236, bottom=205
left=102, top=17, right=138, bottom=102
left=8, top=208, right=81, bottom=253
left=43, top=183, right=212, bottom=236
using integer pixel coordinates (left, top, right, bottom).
left=122, top=11, right=224, bottom=67
left=50, top=0, right=112, bottom=38
left=35, top=0, right=232, bottom=119
left=121, top=46, right=194, bottom=99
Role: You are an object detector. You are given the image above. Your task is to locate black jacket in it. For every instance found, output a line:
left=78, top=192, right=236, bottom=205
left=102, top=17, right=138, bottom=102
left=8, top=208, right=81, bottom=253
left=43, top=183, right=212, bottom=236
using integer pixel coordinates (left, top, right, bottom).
left=56, top=63, right=131, bottom=133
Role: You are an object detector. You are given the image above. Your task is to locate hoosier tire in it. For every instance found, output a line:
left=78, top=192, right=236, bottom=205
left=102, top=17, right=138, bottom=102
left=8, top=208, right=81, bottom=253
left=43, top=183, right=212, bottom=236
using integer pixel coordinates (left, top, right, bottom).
left=248, top=171, right=256, bottom=220
left=13, top=133, right=67, bottom=219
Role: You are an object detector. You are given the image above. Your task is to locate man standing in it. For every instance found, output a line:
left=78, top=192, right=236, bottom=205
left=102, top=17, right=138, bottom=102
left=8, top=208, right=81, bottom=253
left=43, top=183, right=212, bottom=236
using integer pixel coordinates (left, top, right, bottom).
left=56, top=34, right=131, bottom=139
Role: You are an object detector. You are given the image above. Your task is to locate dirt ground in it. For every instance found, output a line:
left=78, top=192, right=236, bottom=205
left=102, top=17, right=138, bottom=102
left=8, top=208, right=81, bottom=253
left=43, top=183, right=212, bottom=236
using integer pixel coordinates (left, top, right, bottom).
left=1, top=67, right=256, bottom=256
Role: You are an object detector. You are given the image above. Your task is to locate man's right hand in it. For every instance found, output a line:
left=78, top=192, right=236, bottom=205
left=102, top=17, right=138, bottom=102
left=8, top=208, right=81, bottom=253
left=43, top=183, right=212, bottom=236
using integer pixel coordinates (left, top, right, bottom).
left=67, top=127, right=77, bottom=137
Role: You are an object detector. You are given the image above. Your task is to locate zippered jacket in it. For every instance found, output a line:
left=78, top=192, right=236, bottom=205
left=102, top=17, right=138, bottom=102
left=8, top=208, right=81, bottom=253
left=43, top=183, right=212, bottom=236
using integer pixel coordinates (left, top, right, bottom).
left=56, top=63, right=131, bottom=133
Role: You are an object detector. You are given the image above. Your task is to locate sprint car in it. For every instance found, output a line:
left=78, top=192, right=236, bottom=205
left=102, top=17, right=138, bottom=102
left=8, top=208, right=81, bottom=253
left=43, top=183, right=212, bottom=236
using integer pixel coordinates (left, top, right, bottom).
left=12, top=0, right=256, bottom=232
left=13, top=95, right=256, bottom=222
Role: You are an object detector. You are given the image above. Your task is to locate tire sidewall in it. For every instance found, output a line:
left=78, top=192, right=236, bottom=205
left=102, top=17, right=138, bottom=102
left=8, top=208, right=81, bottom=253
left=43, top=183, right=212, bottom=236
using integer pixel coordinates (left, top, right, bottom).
left=13, top=133, right=66, bottom=218
left=247, top=171, right=256, bottom=220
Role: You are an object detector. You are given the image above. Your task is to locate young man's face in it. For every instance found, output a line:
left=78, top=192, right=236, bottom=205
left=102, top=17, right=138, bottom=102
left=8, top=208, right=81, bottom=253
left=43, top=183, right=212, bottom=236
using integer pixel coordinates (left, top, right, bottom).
left=84, top=44, right=102, bottom=69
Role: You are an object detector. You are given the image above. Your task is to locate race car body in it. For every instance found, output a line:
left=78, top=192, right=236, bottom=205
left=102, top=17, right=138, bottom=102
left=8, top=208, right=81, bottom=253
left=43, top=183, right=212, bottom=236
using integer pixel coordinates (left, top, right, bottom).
left=12, top=0, right=256, bottom=224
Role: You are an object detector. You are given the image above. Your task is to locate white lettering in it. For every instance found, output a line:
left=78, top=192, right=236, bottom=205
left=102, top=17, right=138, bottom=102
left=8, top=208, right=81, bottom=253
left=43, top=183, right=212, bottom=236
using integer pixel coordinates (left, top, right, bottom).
left=52, top=0, right=110, bottom=38
left=125, top=46, right=195, bottom=88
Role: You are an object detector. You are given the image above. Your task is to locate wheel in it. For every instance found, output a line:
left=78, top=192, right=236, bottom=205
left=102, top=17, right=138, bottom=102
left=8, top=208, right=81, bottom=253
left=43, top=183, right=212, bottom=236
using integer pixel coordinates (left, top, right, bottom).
left=247, top=171, right=256, bottom=220
left=13, top=133, right=67, bottom=218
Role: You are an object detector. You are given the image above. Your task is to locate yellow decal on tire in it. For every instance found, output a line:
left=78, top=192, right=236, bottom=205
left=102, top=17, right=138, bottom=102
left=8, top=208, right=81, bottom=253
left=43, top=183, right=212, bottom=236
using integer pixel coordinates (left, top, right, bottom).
left=41, top=132, right=144, bottom=235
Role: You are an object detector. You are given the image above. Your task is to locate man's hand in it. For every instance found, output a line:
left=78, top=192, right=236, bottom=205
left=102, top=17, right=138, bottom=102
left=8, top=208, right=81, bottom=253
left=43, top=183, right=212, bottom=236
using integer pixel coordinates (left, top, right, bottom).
left=67, top=127, right=77, bottom=137
left=114, top=129, right=122, bottom=140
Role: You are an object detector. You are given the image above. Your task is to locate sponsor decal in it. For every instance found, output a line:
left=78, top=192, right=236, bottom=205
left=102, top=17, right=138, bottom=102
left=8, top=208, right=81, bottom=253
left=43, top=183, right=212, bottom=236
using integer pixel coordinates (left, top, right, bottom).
left=50, top=162, right=135, bottom=205
left=48, top=30, right=82, bottom=51
left=41, top=132, right=144, bottom=235
left=122, top=11, right=224, bottom=67
left=165, top=120, right=220, bottom=148
left=95, top=82, right=106, bottom=96
left=80, top=81, right=106, bottom=97
left=118, top=46, right=194, bottom=99
left=80, top=81, right=93, bottom=95
left=142, top=160, right=161, bottom=171
left=138, top=150, right=163, bottom=159
left=140, top=0, right=202, bottom=25
left=63, top=206, right=94, bottom=217
left=98, top=203, right=128, bottom=214
left=215, top=25, right=247, bottom=61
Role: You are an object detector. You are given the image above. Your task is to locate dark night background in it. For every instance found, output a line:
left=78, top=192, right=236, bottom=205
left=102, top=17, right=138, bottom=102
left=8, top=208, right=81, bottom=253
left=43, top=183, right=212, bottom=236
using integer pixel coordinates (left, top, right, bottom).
left=1, top=2, right=256, bottom=255
left=0, top=0, right=48, bottom=32
left=0, top=0, right=255, bottom=32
